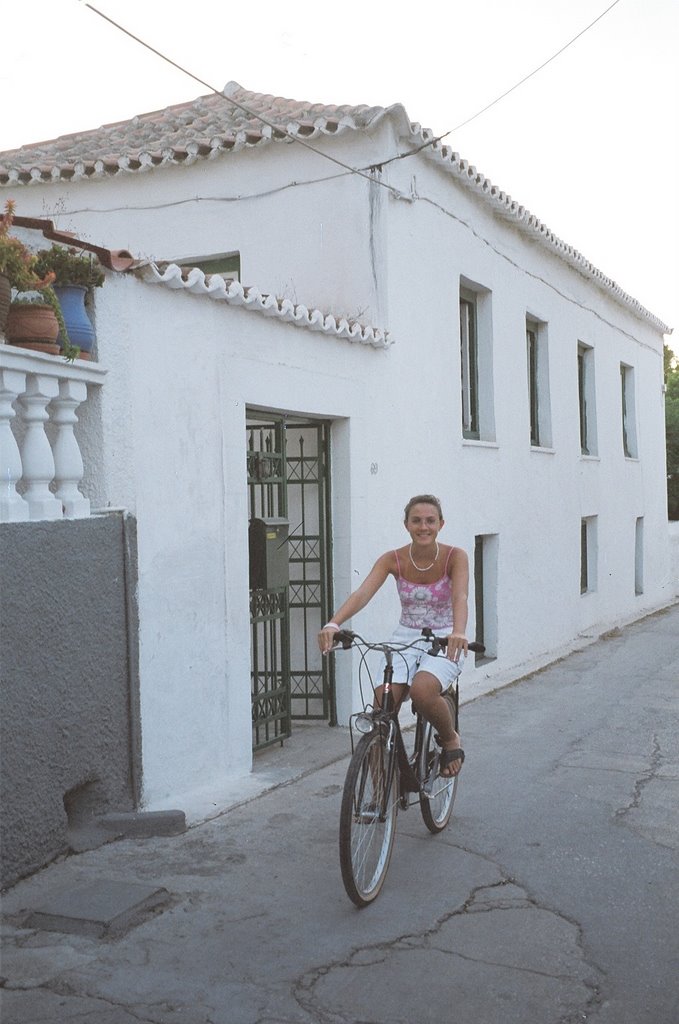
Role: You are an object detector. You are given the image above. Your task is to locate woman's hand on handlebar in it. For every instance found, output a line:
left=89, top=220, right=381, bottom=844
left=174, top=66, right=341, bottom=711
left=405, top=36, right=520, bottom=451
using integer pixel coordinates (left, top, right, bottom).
left=447, top=633, right=468, bottom=663
left=318, top=624, right=340, bottom=655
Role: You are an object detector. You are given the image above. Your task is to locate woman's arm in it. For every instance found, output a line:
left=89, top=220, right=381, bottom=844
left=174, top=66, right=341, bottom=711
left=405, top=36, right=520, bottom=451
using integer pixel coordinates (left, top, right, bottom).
left=447, top=546, right=470, bottom=662
left=318, top=552, right=394, bottom=653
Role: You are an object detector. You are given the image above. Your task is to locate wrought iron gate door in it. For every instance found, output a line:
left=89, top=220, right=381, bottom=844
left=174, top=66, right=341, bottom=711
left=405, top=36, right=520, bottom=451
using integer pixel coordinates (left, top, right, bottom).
left=247, top=415, right=333, bottom=752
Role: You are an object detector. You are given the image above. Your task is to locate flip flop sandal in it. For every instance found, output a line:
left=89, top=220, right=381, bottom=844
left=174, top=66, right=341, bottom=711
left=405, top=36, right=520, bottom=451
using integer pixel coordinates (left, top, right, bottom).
left=439, top=748, right=465, bottom=776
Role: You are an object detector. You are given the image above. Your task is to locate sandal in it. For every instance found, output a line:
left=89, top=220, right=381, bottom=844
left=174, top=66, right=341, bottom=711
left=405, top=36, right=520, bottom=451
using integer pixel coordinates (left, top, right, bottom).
left=439, top=747, right=465, bottom=777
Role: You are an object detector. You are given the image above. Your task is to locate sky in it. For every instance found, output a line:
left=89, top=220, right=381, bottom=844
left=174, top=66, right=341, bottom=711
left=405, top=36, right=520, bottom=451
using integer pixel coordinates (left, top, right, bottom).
left=2, top=0, right=677, bottom=350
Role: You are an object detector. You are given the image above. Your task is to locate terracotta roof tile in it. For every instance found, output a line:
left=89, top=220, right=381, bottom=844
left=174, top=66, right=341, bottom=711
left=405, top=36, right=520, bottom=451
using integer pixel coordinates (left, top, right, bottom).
left=140, top=262, right=392, bottom=348
left=0, top=83, right=669, bottom=333
left=0, top=82, right=385, bottom=186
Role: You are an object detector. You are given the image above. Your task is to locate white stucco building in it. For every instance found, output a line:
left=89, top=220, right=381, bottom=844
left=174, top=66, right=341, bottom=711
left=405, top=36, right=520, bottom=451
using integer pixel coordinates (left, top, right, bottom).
left=1, top=83, right=673, bottom=819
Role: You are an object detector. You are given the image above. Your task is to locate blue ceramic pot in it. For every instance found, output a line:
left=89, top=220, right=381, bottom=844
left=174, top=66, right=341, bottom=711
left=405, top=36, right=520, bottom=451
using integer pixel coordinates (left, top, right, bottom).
left=54, top=285, right=95, bottom=356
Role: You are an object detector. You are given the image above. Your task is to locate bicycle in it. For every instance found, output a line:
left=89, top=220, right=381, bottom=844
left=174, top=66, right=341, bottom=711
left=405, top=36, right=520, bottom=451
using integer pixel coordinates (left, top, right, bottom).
left=330, top=627, right=485, bottom=908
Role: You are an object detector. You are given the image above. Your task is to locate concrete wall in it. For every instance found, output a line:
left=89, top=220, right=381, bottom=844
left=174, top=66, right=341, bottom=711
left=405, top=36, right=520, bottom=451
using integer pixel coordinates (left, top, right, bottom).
left=0, top=511, right=140, bottom=887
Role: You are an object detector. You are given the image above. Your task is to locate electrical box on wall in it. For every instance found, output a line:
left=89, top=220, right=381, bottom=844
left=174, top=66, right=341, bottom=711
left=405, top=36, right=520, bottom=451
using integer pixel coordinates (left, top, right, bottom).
left=248, top=518, right=289, bottom=590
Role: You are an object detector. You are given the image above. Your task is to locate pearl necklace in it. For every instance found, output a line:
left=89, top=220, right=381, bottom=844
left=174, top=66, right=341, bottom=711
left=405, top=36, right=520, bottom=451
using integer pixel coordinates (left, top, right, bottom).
left=409, top=542, right=439, bottom=572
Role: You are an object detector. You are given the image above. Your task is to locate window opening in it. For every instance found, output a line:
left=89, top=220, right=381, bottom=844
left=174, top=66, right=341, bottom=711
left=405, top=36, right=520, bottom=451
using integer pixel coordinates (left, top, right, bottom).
left=527, top=323, right=540, bottom=446
left=580, top=516, right=597, bottom=594
left=621, top=363, right=637, bottom=458
left=635, top=517, right=644, bottom=595
left=473, top=533, right=498, bottom=663
left=578, top=344, right=596, bottom=456
left=174, top=251, right=241, bottom=281
left=460, top=295, right=479, bottom=439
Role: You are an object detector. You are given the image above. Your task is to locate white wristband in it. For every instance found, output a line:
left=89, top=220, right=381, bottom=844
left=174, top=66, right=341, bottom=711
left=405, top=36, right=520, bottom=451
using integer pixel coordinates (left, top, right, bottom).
left=322, top=622, right=340, bottom=631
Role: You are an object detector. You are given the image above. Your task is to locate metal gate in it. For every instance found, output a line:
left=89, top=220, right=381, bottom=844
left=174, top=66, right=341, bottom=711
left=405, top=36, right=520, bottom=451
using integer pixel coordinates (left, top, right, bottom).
left=247, top=414, right=334, bottom=751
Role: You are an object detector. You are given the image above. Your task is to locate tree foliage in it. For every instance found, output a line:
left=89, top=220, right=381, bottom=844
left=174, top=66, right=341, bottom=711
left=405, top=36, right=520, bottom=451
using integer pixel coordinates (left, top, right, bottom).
left=665, top=344, right=679, bottom=519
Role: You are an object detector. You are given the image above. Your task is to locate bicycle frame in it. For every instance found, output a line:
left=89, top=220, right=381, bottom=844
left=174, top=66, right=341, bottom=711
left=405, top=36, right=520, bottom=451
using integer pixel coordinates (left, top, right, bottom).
left=347, top=644, right=426, bottom=814
left=335, top=628, right=483, bottom=906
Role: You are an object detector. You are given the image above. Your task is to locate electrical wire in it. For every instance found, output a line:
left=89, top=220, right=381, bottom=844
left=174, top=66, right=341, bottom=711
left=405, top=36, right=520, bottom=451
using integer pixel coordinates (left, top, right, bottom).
left=74, top=1, right=662, bottom=336
left=82, top=0, right=624, bottom=189
left=449, top=0, right=623, bottom=135
left=382, top=0, right=625, bottom=167
left=82, top=2, right=403, bottom=198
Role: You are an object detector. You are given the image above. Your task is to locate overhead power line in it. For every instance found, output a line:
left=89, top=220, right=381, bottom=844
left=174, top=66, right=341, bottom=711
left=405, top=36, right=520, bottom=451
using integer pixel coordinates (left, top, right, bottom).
left=82, top=0, right=624, bottom=185
left=449, top=0, right=623, bottom=136
left=384, top=0, right=625, bottom=166
left=82, top=2, right=402, bottom=197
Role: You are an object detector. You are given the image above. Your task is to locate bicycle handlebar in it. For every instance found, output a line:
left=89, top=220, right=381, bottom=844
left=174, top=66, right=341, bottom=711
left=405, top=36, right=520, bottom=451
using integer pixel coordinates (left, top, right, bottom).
left=331, top=628, right=485, bottom=656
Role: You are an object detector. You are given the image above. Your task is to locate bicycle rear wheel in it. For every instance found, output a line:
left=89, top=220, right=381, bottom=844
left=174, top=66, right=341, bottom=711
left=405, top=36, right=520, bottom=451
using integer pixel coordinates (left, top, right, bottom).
left=418, top=720, right=457, bottom=833
left=339, top=730, right=398, bottom=907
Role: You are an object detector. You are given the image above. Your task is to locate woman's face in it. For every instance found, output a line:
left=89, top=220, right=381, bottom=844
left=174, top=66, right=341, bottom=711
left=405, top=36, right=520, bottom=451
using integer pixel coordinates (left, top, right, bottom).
left=405, top=503, right=443, bottom=547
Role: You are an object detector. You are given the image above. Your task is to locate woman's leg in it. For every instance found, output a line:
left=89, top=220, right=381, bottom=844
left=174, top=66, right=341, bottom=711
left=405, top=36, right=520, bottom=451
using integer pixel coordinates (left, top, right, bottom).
left=373, top=682, right=410, bottom=712
left=409, top=671, right=463, bottom=776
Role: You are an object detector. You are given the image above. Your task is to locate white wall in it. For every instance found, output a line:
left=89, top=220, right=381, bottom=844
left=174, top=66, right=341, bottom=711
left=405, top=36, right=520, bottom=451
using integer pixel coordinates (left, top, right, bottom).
left=17, top=114, right=671, bottom=814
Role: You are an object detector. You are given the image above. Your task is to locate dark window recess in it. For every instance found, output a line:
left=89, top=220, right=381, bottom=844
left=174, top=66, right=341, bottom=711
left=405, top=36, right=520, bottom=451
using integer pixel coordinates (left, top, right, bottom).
left=460, top=296, right=479, bottom=439
left=527, top=325, right=540, bottom=446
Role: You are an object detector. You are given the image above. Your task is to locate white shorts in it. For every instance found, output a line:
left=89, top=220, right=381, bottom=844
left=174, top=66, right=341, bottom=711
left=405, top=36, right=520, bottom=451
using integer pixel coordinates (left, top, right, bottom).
left=377, top=624, right=464, bottom=693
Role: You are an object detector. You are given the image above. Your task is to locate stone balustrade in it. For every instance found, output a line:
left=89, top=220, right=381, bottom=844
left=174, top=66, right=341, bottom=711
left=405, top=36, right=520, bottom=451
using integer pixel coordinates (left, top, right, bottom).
left=0, top=344, right=106, bottom=522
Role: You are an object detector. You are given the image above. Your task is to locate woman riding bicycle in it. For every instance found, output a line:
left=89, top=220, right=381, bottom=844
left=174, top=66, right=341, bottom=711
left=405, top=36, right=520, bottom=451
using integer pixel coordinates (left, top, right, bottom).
left=318, top=494, right=469, bottom=777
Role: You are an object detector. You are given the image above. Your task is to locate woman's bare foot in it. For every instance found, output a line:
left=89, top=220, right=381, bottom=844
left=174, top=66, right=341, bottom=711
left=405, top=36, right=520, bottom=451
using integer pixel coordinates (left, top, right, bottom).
left=440, top=733, right=465, bottom=777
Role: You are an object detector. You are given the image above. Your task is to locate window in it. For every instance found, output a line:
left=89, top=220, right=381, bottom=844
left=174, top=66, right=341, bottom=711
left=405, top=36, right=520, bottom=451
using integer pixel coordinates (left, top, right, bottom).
left=173, top=251, right=241, bottom=282
left=635, top=517, right=644, bottom=595
left=620, top=363, right=638, bottom=458
left=460, top=280, right=495, bottom=442
left=578, top=343, right=597, bottom=456
left=580, top=516, right=598, bottom=594
left=460, top=294, right=479, bottom=439
left=474, top=533, right=498, bottom=663
left=526, top=317, right=552, bottom=447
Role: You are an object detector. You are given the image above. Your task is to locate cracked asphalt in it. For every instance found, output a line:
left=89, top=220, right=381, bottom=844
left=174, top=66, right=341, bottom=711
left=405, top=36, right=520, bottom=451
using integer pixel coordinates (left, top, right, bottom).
left=2, top=604, right=679, bottom=1024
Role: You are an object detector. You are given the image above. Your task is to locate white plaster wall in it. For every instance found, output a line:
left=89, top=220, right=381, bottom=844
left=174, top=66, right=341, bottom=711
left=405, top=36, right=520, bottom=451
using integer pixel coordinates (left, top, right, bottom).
left=11, top=124, right=396, bottom=328
left=96, top=268, right=668, bottom=811
left=17, top=115, right=671, bottom=813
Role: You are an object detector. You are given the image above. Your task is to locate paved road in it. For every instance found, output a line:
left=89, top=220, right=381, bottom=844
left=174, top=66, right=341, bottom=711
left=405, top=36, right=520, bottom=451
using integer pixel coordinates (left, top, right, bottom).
left=2, top=604, right=679, bottom=1023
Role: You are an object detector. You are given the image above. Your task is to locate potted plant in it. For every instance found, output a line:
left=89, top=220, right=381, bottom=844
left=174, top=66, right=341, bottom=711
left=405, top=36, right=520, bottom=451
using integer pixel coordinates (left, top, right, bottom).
left=0, top=199, right=34, bottom=335
left=33, top=244, right=104, bottom=359
left=6, top=294, right=62, bottom=355
left=0, top=204, right=79, bottom=360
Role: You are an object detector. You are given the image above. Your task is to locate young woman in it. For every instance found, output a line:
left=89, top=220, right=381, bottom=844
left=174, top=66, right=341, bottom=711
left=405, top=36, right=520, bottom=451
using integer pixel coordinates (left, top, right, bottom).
left=318, top=495, right=469, bottom=777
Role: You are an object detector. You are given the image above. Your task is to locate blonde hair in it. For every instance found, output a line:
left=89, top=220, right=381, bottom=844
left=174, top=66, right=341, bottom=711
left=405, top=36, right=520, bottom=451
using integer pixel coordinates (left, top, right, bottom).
left=403, top=494, right=443, bottom=523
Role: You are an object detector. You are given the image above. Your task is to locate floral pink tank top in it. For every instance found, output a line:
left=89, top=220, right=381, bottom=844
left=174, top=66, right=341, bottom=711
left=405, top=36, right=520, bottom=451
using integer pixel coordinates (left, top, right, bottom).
left=394, top=549, right=454, bottom=629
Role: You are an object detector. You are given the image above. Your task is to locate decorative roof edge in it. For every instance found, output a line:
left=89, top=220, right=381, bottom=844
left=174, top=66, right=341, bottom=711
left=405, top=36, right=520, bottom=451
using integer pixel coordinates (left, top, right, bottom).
left=0, top=92, right=669, bottom=335
left=139, top=262, right=393, bottom=348
left=407, top=123, right=671, bottom=336
left=0, top=112, right=383, bottom=188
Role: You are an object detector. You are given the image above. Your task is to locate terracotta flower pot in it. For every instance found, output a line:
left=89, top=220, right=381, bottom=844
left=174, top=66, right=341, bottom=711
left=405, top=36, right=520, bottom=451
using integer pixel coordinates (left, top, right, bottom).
left=6, top=303, right=60, bottom=354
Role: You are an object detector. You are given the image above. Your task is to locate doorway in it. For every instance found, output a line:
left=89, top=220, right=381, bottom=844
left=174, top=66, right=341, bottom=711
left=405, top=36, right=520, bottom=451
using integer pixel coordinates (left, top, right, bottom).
left=247, top=413, right=335, bottom=751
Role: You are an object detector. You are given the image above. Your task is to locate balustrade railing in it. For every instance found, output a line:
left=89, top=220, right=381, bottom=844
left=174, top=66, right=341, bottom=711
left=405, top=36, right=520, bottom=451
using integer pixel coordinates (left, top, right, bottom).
left=0, top=344, right=106, bottom=523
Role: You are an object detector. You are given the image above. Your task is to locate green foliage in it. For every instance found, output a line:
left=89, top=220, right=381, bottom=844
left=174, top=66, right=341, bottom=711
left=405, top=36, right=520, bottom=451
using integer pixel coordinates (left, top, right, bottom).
left=33, top=244, right=105, bottom=288
left=665, top=344, right=679, bottom=519
left=0, top=200, right=54, bottom=291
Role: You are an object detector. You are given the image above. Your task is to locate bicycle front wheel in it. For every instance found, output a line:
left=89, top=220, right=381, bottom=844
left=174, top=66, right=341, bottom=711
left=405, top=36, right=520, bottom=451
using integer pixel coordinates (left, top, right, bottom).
left=418, top=721, right=457, bottom=833
left=339, top=730, right=398, bottom=907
